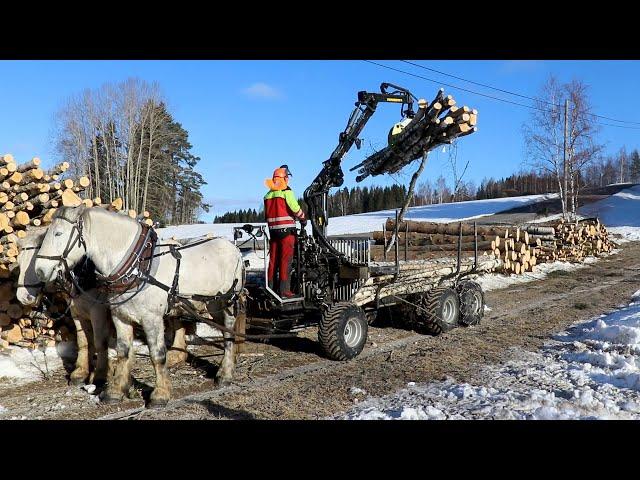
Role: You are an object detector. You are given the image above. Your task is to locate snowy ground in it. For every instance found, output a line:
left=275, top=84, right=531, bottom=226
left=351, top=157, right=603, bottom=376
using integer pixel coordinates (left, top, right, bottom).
left=337, top=290, right=640, bottom=420
left=157, top=194, right=557, bottom=240
left=580, top=185, right=640, bottom=228
left=0, top=342, right=76, bottom=385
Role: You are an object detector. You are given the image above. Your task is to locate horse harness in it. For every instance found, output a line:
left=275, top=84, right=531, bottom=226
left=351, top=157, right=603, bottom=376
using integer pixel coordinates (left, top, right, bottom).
left=35, top=214, right=243, bottom=314
left=29, top=214, right=302, bottom=341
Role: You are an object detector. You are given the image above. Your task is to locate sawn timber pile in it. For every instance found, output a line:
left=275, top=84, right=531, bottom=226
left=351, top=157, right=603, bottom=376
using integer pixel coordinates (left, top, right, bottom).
left=379, top=217, right=615, bottom=275
left=0, top=153, right=154, bottom=351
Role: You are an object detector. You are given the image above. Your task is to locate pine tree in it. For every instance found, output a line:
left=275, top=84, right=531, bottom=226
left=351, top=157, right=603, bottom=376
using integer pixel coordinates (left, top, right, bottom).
left=631, top=149, right=640, bottom=183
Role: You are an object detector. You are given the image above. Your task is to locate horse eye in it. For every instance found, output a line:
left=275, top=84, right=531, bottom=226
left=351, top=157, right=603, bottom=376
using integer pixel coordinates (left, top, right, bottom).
left=55, top=231, right=63, bottom=237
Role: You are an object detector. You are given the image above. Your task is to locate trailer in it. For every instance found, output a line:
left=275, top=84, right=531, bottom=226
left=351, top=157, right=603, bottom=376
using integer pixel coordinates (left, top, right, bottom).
left=233, top=215, right=497, bottom=361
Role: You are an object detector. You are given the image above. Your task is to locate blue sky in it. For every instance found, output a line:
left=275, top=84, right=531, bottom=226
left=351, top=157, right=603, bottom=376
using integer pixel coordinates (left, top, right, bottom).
left=1, top=60, right=639, bottom=221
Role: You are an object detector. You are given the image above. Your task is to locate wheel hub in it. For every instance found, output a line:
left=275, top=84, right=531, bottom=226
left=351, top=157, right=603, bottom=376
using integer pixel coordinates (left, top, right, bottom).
left=442, top=297, right=457, bottom=325
left=344, top=317, right=363, bottom=347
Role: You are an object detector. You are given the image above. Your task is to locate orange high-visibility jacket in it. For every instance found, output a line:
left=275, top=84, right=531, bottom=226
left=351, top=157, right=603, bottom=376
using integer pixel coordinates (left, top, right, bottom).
left=264, top=188, right=305, bottom=231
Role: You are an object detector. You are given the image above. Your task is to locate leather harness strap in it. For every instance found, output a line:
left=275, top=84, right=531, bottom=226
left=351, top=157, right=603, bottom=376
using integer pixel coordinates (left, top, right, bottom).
left=97, top=224, right=157, bottom=293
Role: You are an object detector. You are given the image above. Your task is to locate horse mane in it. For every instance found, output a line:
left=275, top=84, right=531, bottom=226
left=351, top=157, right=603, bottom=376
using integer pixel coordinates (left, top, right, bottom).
left=53, top=205, right=141, bottom=230
left=83, top=206, right=140, bottom=227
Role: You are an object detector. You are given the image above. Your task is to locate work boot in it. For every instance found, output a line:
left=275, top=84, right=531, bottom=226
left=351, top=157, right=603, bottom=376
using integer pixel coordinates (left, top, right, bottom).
left=280, top=278, right=295, bottom=298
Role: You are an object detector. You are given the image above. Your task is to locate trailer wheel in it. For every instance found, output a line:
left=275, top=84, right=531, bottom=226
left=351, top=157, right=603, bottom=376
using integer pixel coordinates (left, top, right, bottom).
left=421, top=287, right=460, bottom=335
left=318, top=302, right=368, bottom=361
left=457, top=281, right=484, bottom=327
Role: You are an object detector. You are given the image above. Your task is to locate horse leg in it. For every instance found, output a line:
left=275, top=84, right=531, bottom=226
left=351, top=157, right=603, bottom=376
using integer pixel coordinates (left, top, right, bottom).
left=166, top=318, right=188, bottom=368
left=142, top=315, right=171, bottom=408
left=69, top=312, right=91, bottom=386
left=90, top=305, right=111, bottom=388
left=212, top=300, right=237, bottom=386
left=101, top=316, right=134, bottom=404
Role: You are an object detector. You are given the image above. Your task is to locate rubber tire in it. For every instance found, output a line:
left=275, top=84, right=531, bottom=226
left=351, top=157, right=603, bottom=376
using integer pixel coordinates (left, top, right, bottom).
left=318, top=302, right=368, bottom=361
left=457, top=281, right=484, bottom=327
left=421, top=287, right=460, bottom=335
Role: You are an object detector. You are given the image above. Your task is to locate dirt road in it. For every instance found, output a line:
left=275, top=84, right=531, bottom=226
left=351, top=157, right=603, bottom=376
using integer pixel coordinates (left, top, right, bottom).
left=2, top=242, right=640, bottom=420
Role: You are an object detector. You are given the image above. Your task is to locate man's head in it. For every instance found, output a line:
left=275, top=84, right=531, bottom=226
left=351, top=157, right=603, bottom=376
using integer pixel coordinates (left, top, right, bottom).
left=265, top=165, right=292, bottom=191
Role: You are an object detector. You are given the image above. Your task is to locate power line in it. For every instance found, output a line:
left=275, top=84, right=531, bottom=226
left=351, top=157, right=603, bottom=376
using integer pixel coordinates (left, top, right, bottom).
left=364, top=60, right=640, bottom=131
left=401, top=59, right=640, bottom=127
left=364, top=60, right=543, bottom=112
left=401, top=59, right=556, bottom=107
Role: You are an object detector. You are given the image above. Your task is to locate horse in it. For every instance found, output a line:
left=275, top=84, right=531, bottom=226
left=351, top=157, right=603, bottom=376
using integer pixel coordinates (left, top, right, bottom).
left=17, top=226, right=191, bottom=389
left=34, top=206, right=245, bottom=407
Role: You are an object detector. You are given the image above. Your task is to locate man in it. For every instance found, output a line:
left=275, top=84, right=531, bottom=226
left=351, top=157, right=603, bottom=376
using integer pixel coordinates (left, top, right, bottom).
left=264, top=164, right=306, bottom=298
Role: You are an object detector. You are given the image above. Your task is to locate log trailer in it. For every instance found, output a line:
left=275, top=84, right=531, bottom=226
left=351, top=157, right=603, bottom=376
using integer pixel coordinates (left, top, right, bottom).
left=233, top=83, right=486, bottom=361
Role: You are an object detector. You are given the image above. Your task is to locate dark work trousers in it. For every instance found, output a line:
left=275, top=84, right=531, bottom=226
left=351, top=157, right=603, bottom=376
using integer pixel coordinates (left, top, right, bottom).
left=268, top=230, right=296, bottom=294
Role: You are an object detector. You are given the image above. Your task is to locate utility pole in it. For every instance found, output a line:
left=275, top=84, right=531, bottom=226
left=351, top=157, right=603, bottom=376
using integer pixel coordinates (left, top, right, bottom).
left=563, top=98, right=568, bottom=219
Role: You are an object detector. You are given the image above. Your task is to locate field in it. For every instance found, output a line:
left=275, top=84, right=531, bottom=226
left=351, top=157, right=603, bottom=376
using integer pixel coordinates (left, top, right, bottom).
left=1, top=186, right=640, bottom=420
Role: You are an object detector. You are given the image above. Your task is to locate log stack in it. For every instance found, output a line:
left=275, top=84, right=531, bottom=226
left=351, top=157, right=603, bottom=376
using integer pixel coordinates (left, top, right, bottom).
left=351, top=89, right=478, bottom=182
left=0, top=153, right=155, bottom=350
left=379, top=217, right=615, bottom=276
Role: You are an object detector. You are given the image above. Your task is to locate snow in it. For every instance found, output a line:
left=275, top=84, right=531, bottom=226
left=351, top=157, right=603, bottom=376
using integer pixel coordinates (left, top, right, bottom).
left=579, top=185, right=640, bottom=228
left=337, top=293, right=640, bottom=420
left=472, top=259, right=593, bottom=293
left=157, top=194, right=557, bottom=241
left=0, top=341, right=76, bottom=384
left=326, top=194, right=557, bottom=236
left=608, top=227, right=640, bottom=243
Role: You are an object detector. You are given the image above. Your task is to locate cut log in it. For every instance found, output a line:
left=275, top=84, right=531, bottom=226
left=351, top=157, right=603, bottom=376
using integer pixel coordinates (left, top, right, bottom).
left=61, top=188, right=82, bottom=207
left=385, top=219, right=509, bottom=237
left=7, top=172, right=22, bottom=185
left=48, top=162, right=70, bottom=176
left=23, top=168, right=44, bottom=181
left=1, top=324, right=22, bottom=344
left=16, top=157, right=41, bottom=172
left=10, top=211, right=30, bottom=227
left=110, top=197, right=123, bottom=210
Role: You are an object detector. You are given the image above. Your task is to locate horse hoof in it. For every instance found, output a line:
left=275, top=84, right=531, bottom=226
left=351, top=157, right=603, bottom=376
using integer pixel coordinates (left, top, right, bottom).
left=147, top=397, right=169, bottom=409
left=216, top=377, right=232, bottom=387
left=100, top=391, right=124, bottom=404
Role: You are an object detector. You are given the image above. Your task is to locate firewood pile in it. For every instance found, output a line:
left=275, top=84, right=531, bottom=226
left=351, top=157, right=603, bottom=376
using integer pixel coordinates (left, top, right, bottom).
left=0, top=153, right=154, bottom=350
left=378, top=217, right=616, bottom=276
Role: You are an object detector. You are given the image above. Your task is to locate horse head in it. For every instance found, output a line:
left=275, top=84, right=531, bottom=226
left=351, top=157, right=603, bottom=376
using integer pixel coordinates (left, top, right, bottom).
left=35, top=205, right=88, bottom=284
left=16, top=227, right=48, bottom=305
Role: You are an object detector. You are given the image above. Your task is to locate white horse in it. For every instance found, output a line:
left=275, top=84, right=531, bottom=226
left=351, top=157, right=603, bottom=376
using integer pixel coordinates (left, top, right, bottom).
left=17, top=227, right=191, bottom=387
left=17, top=227, right=113, bottom=386
left=34, top=206, right=245, bottom=407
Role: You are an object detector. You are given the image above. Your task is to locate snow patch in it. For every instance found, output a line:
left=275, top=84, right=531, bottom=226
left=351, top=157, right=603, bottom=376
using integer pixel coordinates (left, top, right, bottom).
left=337, top=293, right=640, bottom=420
left=579, top=185, right=640, bottom=228
left=157, top=194, right=557, bottom=240
left=0, top=341, right=76, bottom=384
left=471, top=259, right=592, bottom=293
left=608, top=227, right=640, bottom=243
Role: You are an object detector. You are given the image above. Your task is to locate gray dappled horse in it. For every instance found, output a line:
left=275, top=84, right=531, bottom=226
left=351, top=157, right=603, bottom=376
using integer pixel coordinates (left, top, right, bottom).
left=34, top=206, right=244, bottom=407
left=17, top=227, right=190, bottom=388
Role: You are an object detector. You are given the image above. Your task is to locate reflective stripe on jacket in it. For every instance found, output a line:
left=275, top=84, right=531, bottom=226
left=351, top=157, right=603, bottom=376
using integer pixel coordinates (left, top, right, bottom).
left=264, top=188, right=305, bottom=230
